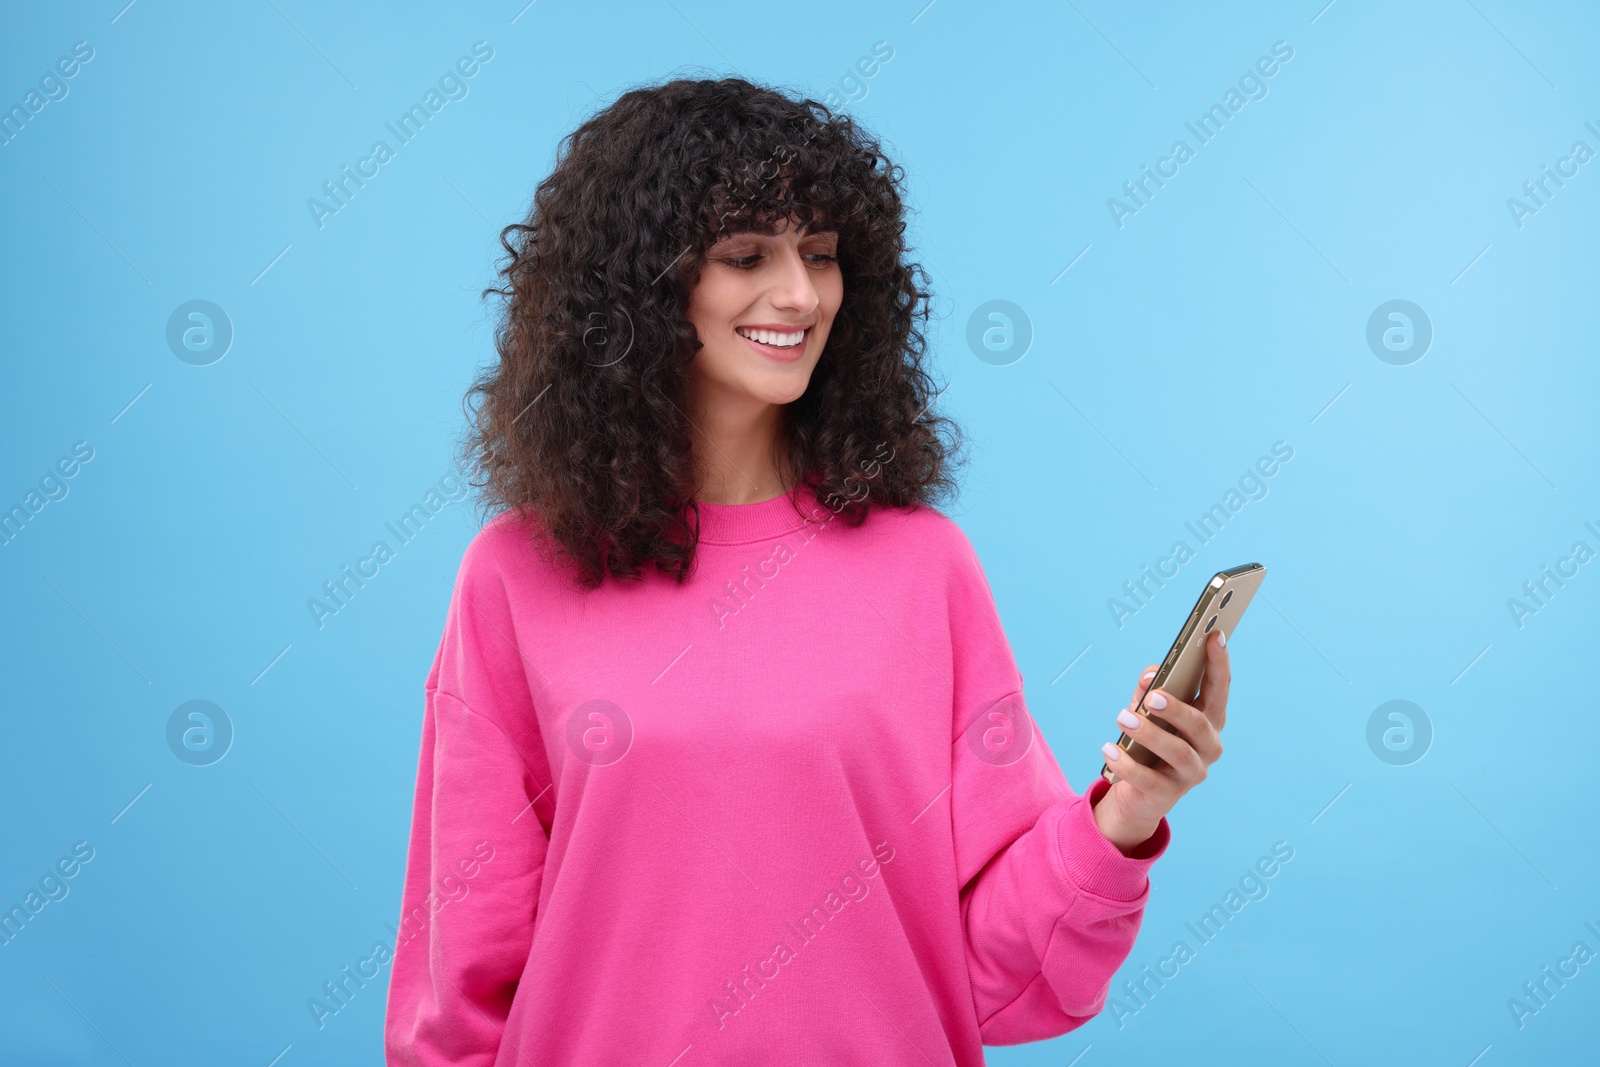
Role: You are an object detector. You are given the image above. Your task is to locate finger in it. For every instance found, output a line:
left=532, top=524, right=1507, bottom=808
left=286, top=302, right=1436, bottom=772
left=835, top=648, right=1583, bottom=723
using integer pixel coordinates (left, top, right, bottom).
left=1100, top=740, right=1179, bottom=796
left=1138, top=689, right=1223, bottom=765
left=1196, top=628, right=1231, bottom=731
left=1127, top=664, right=1159, bottom=710
left=1116, top=700, right=1208, bottom=782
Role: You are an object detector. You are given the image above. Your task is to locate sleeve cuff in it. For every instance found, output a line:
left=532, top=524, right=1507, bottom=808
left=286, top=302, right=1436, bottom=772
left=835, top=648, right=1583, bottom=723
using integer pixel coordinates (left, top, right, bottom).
left=1054, top=776, right=1171, bottom=901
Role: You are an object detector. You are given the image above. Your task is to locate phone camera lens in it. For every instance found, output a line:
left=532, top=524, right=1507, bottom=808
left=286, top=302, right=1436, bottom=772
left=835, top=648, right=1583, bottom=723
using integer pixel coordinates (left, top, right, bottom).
left=1220, top=590, right=1233, bottom=608
left=1204, top=615, right=1218, bottom=632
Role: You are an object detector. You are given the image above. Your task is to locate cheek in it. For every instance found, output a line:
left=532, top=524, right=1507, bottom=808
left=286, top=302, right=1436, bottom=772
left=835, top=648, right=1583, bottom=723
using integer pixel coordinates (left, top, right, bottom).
left=812, top=266, right=844, bottom=317
left=683, top=303, right=714, bottom=346
left=686, top=269, right=749, bottom=333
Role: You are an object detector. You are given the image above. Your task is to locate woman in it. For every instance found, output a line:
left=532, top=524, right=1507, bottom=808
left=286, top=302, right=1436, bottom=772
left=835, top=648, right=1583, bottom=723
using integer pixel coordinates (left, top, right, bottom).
left=384, top=76, right=1228, bottom=1065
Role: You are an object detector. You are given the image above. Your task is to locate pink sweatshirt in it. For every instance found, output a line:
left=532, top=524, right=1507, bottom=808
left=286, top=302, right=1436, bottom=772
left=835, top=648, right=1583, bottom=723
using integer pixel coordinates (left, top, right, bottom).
left=384, top=483, right=1170, bottom=1065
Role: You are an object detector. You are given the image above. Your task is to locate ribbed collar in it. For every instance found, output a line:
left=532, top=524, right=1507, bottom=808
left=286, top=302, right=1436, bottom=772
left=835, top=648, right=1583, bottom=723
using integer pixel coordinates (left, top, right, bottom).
left=690, top=481, right=836, bottom=545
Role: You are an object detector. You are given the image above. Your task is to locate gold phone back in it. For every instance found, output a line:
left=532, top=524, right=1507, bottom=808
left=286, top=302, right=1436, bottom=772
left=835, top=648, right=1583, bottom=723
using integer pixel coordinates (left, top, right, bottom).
left=1104, top=563, right=1266, bottom=784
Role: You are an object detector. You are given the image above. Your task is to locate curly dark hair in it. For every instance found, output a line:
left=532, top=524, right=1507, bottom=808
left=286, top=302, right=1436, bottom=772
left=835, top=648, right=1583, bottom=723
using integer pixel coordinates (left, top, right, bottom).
left=463, top=74, right=967, bottom=589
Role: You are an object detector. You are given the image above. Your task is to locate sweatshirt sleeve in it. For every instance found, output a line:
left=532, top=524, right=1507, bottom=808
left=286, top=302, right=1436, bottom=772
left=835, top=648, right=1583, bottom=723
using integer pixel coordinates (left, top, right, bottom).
left=385, top=525, right=553, bottom=1066
left=944, top=523, right=1171, bottom=1046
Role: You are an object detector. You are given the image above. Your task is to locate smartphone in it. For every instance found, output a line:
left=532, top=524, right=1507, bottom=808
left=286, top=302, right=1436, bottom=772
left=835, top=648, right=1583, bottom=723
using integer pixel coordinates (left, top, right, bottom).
left=1101, top=562, right=1266, bottom=784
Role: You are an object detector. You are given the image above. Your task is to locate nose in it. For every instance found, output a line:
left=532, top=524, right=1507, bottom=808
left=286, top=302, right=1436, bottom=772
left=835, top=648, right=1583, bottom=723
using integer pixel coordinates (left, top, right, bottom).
left=768, top=244, right=821, bottom=317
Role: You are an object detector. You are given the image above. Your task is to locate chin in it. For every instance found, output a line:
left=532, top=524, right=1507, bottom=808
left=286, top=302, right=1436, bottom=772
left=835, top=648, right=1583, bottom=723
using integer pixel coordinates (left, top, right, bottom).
left=755, top=380, right=813, bottom=406
left=697, top=347, right=820, bottom=405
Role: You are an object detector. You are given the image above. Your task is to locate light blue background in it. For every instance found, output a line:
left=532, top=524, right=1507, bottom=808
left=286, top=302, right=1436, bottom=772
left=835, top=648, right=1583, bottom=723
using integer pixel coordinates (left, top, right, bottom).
left=3, top=1, right=1597, bottom=1063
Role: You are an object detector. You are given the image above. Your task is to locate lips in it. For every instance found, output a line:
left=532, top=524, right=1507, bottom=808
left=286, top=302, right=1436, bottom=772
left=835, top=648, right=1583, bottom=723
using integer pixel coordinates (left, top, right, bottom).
left=736, top=323, right=808, bottom=344
left=736, top=326, right=812, bottom=363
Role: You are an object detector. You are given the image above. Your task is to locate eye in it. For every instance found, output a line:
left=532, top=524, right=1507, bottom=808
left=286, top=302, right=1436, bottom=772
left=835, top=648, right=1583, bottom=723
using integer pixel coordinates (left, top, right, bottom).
left=806, top=253, right=839, bottom=265
left=726, top=254, right=762, bottom=269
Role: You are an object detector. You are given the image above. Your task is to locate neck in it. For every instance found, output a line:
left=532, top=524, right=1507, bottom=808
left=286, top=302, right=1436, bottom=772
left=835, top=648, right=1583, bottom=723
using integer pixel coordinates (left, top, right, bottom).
left=689, top=393, right=793, bottom=505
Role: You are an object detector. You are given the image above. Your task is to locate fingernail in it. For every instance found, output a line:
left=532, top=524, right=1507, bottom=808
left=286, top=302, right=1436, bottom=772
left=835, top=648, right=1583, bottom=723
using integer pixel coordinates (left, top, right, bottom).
left=1142, top=670, right=1156, bottom=682
left=1102, top=741, right=1123, bottom=762
left=1117, top=709, right=1141, bottom=730
left=1217, top=629, right=1226, bottom=648
left=1146, top=690, right=1168, bottom=709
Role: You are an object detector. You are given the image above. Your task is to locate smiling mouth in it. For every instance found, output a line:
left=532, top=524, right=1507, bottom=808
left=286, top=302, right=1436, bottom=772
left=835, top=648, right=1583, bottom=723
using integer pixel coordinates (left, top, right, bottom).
left=735, top=325, right=809, bottom=349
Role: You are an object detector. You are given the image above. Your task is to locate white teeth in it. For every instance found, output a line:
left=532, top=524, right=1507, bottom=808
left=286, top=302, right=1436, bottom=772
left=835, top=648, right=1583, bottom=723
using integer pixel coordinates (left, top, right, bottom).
left=737, top=326, right=805, bottom=348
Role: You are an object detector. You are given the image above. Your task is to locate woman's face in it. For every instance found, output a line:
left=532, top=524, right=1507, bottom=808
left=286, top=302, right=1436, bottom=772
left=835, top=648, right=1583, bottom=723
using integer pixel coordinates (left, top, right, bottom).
left=685, top=216, right=842, bottom=417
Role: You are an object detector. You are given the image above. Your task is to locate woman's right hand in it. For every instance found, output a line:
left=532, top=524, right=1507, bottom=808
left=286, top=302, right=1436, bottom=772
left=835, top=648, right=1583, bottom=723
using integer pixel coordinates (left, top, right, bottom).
left=1094, top=632, right=1230, bottom=852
